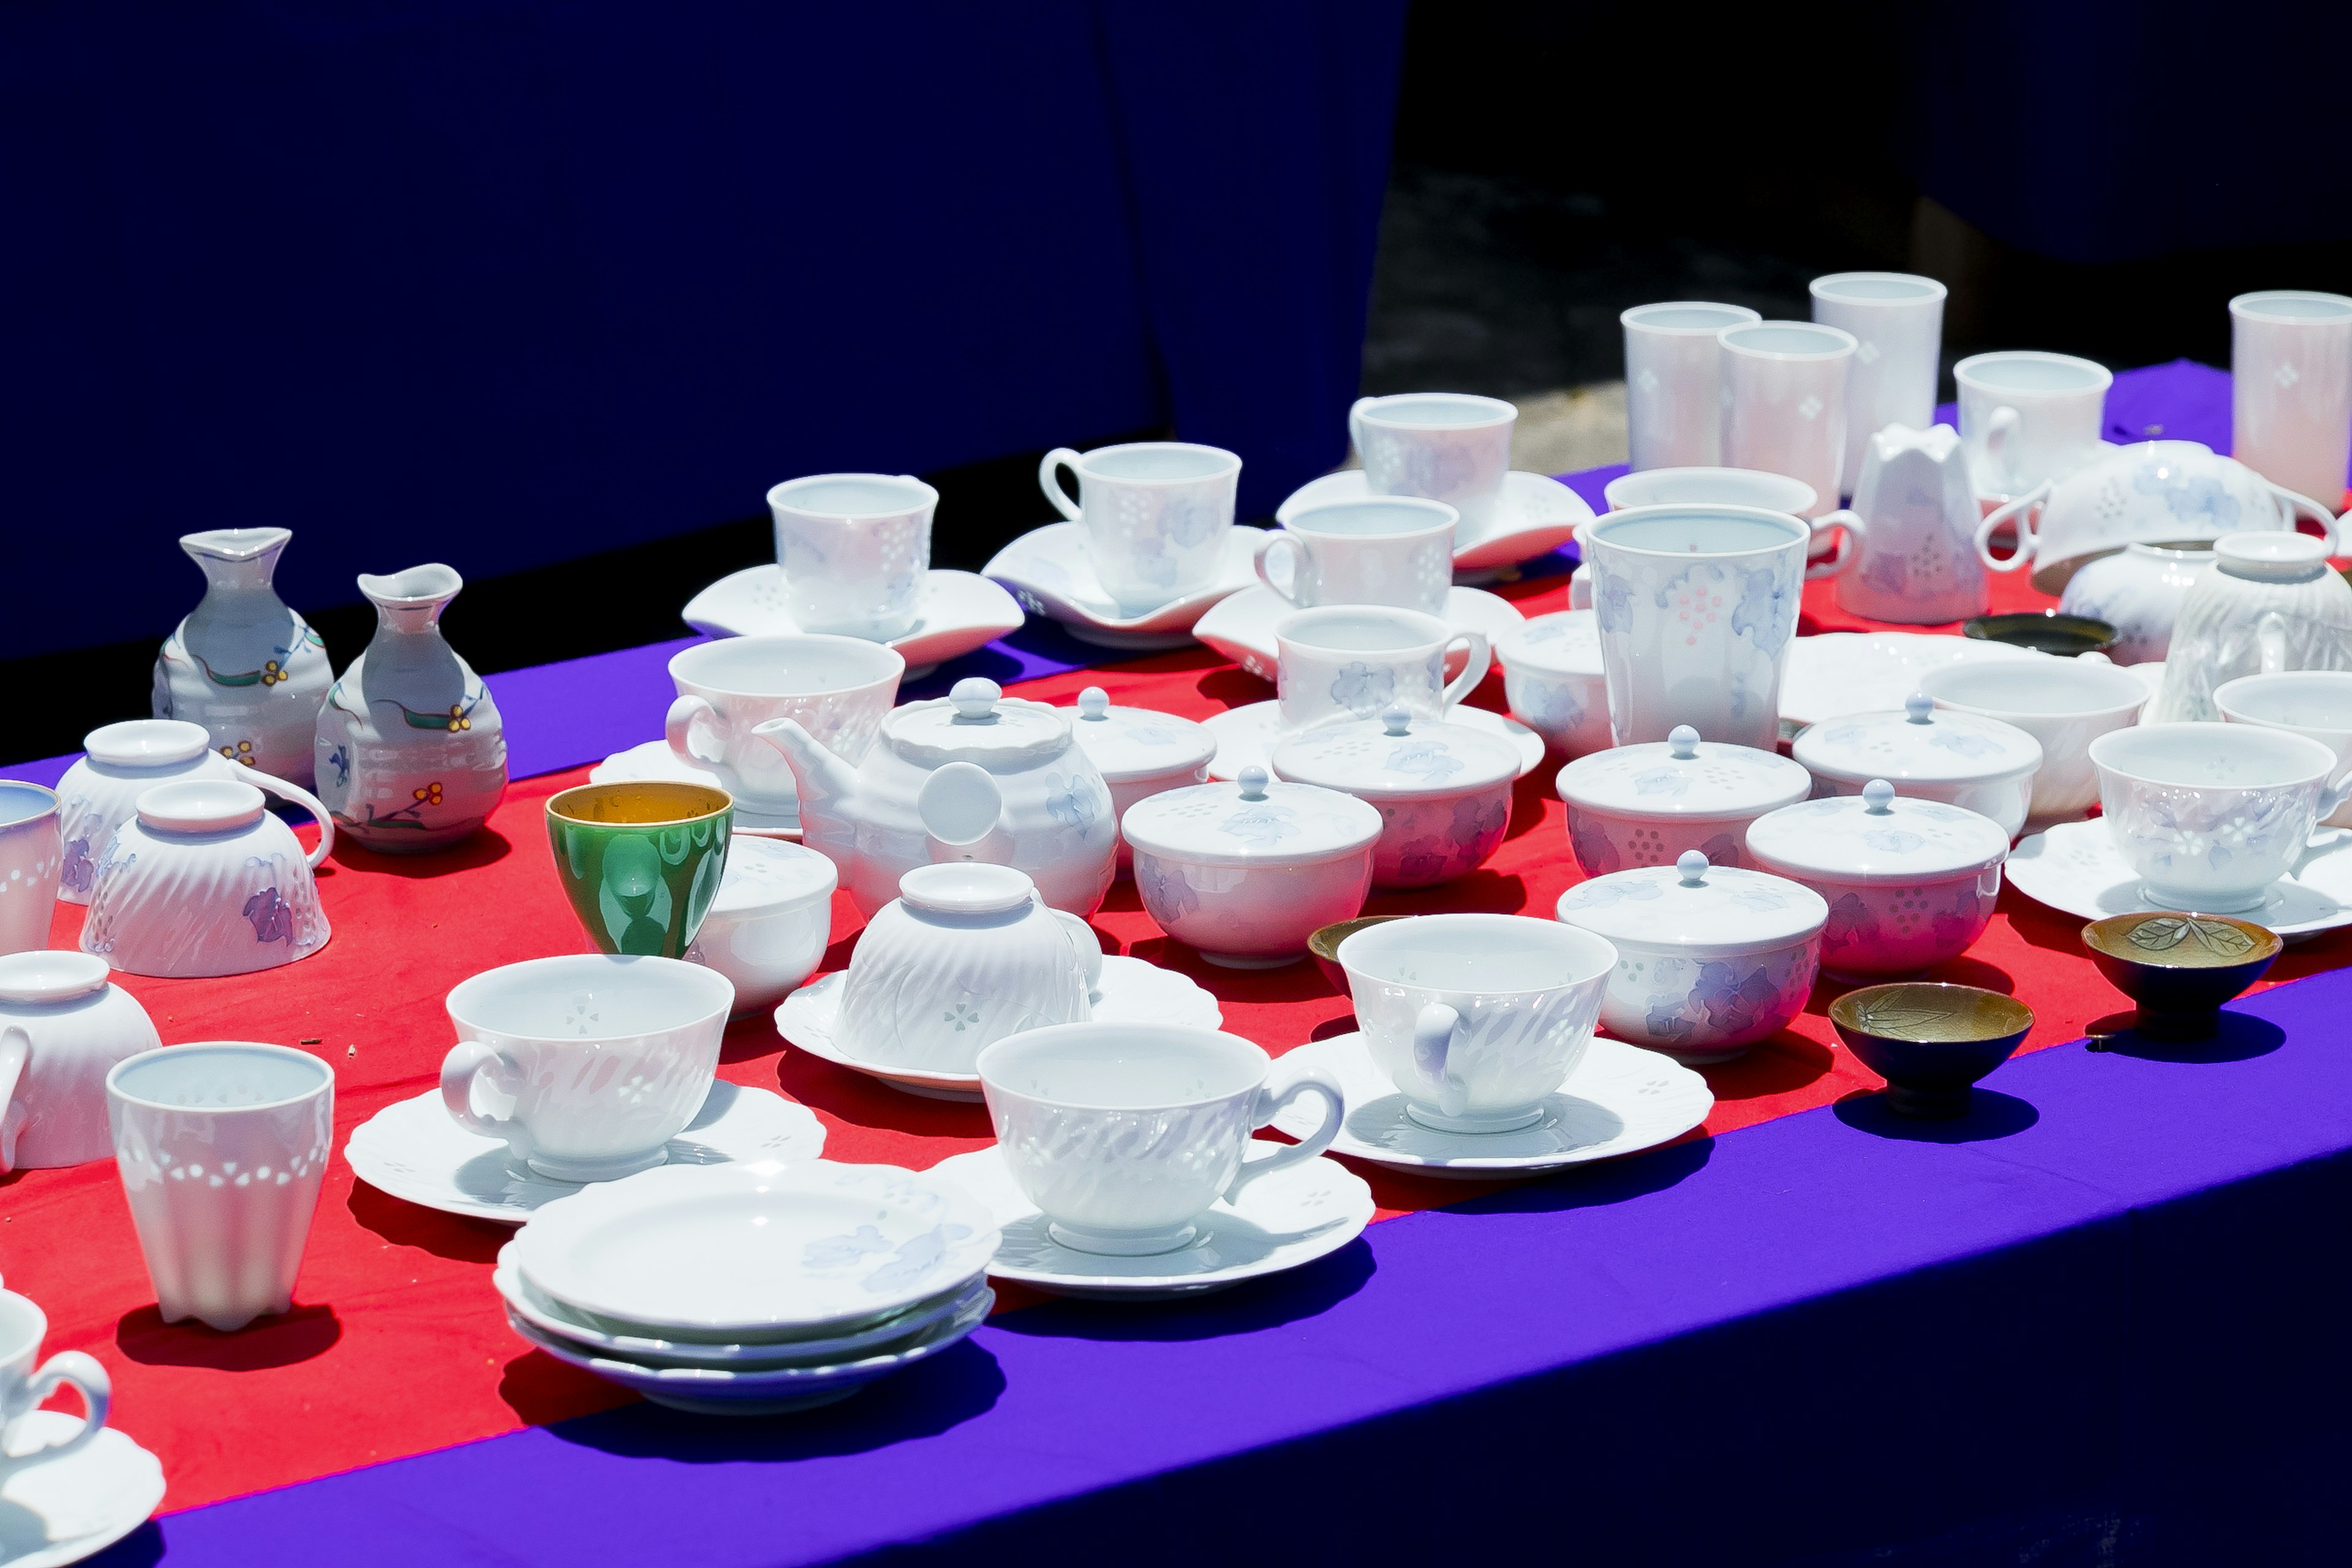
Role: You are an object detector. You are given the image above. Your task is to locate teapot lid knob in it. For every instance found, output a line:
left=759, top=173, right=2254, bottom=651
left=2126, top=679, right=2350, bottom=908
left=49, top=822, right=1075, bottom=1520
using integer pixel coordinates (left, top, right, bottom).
left=1077, top=687, right=1110, bottom=721
left=1237, top=766, right=1270, bottom=801
left=1676, top=850, right=1709, bottom=886
left=1863, top=778, right=1896, bottom=813
left=1668, top=725, right=1700, bottom=759
left=949, top=678, right=1002, bottom=721
left=1904, top=693, right=1934, bottom=724
left=1380, top=703, right=1412, bottom=736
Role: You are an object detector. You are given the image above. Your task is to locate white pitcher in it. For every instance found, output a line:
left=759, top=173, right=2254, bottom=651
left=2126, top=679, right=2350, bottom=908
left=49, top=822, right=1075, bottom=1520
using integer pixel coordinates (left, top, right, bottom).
left=1837, top=423, right=1988, bottom=625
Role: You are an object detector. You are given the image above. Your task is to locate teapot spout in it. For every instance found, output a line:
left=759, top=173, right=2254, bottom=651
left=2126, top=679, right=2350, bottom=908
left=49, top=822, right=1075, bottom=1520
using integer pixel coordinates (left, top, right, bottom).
left=750, top=717, right=861, bottom=807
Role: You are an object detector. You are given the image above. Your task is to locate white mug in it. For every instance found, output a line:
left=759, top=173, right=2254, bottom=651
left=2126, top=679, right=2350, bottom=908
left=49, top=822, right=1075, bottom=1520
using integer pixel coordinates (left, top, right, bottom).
left=1039, top=441, right=1240, bottom=613
left=1718, top=321, right=1857, bottom=514
left=0, top=1291, right=108, bottom=1481
left=1335, top=913, right=1616, bottom=1133
left=0, top=783, right=60, bottom=958
left=2090, top=722, right=2349, bottom=913
left=1954, top=351, right=2113, bottom=499
left=976, top=1022, right=1345, bottom=1255
left=440, top=954, right=733, bottom=1182
left=1256, top=496, right=1458, bottom=614
left=1622, top=302, right=1762, bottom=470
left=665, top=635, right=905, bottom=815
left=767, top=473, right=938, bottom=640
left=1348, top=393, right=1516, bottom=531
left=106, top=1042, right=334, bottom=1332
left=2231, top=290, right=2352, bottom=507
left=1275, top=606, right=1489, bottom=732
left=1809, top=272, right=1947, bottom=496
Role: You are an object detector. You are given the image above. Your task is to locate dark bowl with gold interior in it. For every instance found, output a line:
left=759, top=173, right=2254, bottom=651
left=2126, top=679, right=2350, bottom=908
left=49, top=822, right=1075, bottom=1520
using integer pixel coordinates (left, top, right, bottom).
left=2081, top=912, right=2282, bottom=1039
left=1961, top=610, right=2118, bottom=658
left=1307, top=914, right=1401, bottom=992
left=1829, top=982, right=2035, bottom=1118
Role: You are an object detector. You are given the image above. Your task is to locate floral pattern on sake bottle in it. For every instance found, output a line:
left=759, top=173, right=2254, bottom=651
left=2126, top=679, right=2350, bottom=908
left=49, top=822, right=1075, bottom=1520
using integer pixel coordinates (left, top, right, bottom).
left=314, top=563, right=506, bottom=853
left=151, top=529, right=334, bottom=786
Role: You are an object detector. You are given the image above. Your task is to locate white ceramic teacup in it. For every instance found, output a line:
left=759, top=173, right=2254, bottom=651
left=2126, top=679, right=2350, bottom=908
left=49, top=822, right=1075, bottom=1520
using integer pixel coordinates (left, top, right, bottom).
left=0, top=1290, right=109, bottom=1481
left=1602, top=467, right=1819, bottom=516
left=2089, top=722, right=2348, bottom=913
left=1717, top=322, right=1857, bottom=515
left=1349, top=393, right=1516, bottom=532
left=2216, top=669, right=2352, bottom=828
left=1256, top=496, right=1458, bottom=614
left=1621, top=303, right=1761, bottom=471
left=440, top=954, right=733, bottom=1182
left=1919, top=655, right=2150, bottom=821
left=976, top=1022, right=1345, bottom=1256
left=767, top=473, right=939, bottom=640
left=665, top=635, right=905, bottom=815
left=1335, top=913, right=1616, bottom=1133
left=1038, top=441, right=1241, bottom=613
left=1274, top=606, right=1490, bottom=732
left=0, top=783, right=60, bottom=958
left=1954, top=352, right=2113, bottom=499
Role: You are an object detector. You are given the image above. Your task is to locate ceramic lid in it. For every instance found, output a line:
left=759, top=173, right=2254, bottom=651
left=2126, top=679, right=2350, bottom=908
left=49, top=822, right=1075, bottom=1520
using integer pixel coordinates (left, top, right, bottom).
left=1559, top=725, right=1811, bottom=820
left=1121, top=766, right=1382, bottom=868
left=83, top=719, right=212, bottom=769
left=1793, top=695, right=2042, bottom=786
left=1066, top=687, right=1216, bottom=782
left=1269, top=705, right=1519, bottom=800
left=897, top=862, right=1034, bottom=916
left=1555, top=850, right=1827, bottom=954
left=1744, top=779, right=2010, bottom=883
left=0, top=950, right=111, bottom=1005
left=709, top=835, right=838, bottom=916
left=884, top=678, right=1074, bottom=769
left=1499, top=610, right=1602, bottom=676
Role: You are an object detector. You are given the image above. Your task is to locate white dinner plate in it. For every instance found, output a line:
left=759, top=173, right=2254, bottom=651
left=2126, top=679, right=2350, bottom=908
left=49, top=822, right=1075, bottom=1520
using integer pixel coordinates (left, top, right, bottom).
left=680, top=567, right=1023, bottom=678
left=982, top=523, right=1269, bottom=649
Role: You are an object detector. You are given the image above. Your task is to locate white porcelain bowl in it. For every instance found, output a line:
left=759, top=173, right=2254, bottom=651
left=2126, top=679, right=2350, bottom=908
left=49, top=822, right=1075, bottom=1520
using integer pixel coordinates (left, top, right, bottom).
left=2088, top=722, right=2346, bottom=913
left=1793, top=694, right=2042, bottom=838
left=81, top=780, right=332, bottom=978
left=2215, top=669, right=2352, bottom=827
left=1064, top=687, right=1216, bottom=875
left=1497, top=611, right=1610, bottom=758
left=1268, top=706, right=1519, bottom=889
left=683, top=837, right=838, bottom=1014
left=1917, top=655, right=2148, bottom=823
left=1558, top=723, right=1811, bottom=873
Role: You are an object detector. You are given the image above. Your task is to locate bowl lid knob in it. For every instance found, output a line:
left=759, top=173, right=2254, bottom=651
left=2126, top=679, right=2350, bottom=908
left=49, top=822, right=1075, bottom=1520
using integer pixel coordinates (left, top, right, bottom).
left=949, top=678, right=1002, bottom=721
left=1905, top=693, right=1934, bottom=724
left=1077, top=687, right=1110, bottom=721
left=1668, top=725, right=1700, bottom=759
left=1237, top=766, right=1270, bottom=801
left=1676, top=849, right=1710, bottom=886
left=1381, top=704, right=1412, bottom=737
left=1863, top=778, right=1897, bottom=813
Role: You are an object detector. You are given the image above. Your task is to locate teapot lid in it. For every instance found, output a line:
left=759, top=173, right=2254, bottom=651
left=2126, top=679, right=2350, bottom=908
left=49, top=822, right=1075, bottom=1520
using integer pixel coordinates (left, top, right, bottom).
left=1793, top=695, right=2042, bottom=786
left=1121, top=766, right=1382, bottom=868
left=135, top=779, right=266, bottom=834
left=1065, top=687, right=1216, bottom=782
left=0, top=950, right=111, bottom=1005
left=1555, top=851, right=1827, bottom=954
left=83, top=719, right=212, bottom=769
left=1559, top=724, right=1810, bottom=820
left=1745, top=779, right=2010, bottom=882
left=884, top=679, right=1075, bottom=769
left=1270, top=705, right=1518, bottom=799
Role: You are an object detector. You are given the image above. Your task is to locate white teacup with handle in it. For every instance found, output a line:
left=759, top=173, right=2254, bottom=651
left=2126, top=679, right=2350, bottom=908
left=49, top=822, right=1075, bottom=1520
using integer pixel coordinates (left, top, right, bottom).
left=1350, top=393, right=1516, bottom=532
left=664, top=635, right=905, bottom=817
left=1038, top=441, right=1241, bottom=614
left=0, top=1289, right=109, bottom=1483
left=1274, top=605, right=1490, bottom=732
left=1256, top=496, right=1458, bottom=614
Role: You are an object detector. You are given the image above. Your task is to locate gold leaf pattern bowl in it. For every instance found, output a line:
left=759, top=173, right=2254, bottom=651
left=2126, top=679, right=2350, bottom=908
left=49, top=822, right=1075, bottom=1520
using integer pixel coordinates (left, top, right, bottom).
left=1828, top=982, right=2035, bottom=1118
left=2081, top=912, right=2282, bottom=1040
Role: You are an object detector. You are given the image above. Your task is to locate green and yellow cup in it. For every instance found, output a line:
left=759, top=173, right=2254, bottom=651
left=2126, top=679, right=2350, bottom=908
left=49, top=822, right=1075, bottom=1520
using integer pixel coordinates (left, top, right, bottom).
left=545, top=782, right=733, bottom=957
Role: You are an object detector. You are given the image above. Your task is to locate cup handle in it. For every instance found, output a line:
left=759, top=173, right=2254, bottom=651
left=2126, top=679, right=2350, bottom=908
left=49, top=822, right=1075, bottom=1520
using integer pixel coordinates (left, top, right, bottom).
left=1050, top=910, right=1105, bottom=1001
left=1038, top=448, right=1085, bottom=523
left=1974, top=480, right=2052, bottom=573
left=2257, top=611, right=2290, bottom=676
left=1254, top=532, right=1304, bottom=605
left=440, top=1038, right=527, bottom=1150
left=1348, top=397, right=1376, bottom=467
left=1412, top=1001, right=1470, bottom=1119
left=2267, top=481, right=2343, bottom=549
left=14, top=1351, right=109, bottom=1464
left=1803, top=508, right=1868, bottom=581
left=246, top=767, right=335, bottom=869
left=665, top=693, right=728, bottom=769
left=1226, top=1063, right=1347, bottom=1204
left=1440, top=630, right=1492, bottom=707
left=0, top=1025, right=27, bottom=1175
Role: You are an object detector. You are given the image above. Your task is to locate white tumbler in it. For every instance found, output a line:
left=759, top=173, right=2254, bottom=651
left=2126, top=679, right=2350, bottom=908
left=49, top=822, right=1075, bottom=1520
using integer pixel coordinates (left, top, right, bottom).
left=1719, top=322, right=1857, bottom=518
left=1810, top=273, right=1947, bottom=497
left=2232, top=291, right=2352, bottom=508
left=1622, top=302, right=1761, bottom=470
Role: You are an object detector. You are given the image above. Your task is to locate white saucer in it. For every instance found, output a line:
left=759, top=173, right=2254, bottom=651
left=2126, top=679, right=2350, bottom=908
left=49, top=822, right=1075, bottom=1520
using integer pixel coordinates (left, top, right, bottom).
left=1193, top=584, right=1527, bottom=684
left=680, top=568, right=1024, bottom=679
left=1780, top=633, right=2045, bottom=734
left=1267, top=1033, right=1713, bottom=1179
left=588, top=741, right=801, bottom=836
left=2006, top=819, right=2352, bottom=938
left=344, top=1081, right=826, bottom=1224
left=776, top=956, right=1223, bottom=1101
left=982, top=524, right=1270, bottom=649
left=929, top=1141, right=1374, bottom=1299
left=503, top=1286, right=992, bottom=1416
left=1275, top=470, right=1592, bottom=575
left=1204, top=699, right=1544, bottom=782
left=0, top=1414, right=165, bottom=1568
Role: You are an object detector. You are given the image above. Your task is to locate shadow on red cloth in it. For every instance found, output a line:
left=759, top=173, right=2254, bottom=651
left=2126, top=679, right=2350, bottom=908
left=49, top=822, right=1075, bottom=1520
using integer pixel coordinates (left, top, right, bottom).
left=1194, top=664, right=1269, bottom=708
left=116, top=1302, right=342, bottom=1370
left=347, top=1180, right=510, bottom=1266
left=325, top=826, right=515, bottom=878
left=497, top=1349, right=639, bottom=1428
left=986, top=1238, right=1374, bottom=1343
left=771, top=1053, right=991, bottom=1139
left=1701, top=1031, right=1834, bottom=1101
left=1831, top=1088, right=2040, bottom=1143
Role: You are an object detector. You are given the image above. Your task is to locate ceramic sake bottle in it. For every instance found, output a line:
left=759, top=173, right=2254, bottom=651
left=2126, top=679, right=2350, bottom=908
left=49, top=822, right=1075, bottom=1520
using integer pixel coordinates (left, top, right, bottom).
left=152, top=529, right=334, bottom=786
left=314, top=564, right=507, bottom=852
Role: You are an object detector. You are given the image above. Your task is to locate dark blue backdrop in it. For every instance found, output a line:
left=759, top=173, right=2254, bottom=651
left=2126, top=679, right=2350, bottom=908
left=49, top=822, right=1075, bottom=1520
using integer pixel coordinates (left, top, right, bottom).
left=1, top=1, right=1408, bottom=660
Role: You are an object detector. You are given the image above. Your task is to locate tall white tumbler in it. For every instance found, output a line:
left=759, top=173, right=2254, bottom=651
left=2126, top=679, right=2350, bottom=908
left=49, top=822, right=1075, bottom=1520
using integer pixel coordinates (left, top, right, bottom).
left=1719, top=322, right=1857, bottom=518
left=2232, top=291, right=2352, bottom=508
left=1622, top=302, right=1761, bottom=471
left=1810, top=273, right=1947, bottom=497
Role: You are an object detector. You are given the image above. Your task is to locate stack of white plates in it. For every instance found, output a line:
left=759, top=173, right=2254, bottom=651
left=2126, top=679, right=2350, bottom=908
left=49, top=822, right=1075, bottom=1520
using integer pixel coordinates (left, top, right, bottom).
left=496, top=1159, right=999, bottom=1415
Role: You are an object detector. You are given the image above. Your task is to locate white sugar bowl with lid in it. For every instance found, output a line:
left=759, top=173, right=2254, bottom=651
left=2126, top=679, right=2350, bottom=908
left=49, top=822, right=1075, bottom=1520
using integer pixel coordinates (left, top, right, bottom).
left=1122, top=767, right=1382, bottom=968
left=1744, top=780, right=2010, bottom=979
left=1793, top=694, right=2042, bottom=838
left=1555, top=850, right=1826, bottom=1063
left=1498, top=610, right=1610, bottom=758
left=682, top=836, right=839, bottom=1014
left=1269, top=704, right=1519, bottom=888
left=1063, top=687, right=1215, bottom=875
left=1557, top=725, right=1811, bottom=875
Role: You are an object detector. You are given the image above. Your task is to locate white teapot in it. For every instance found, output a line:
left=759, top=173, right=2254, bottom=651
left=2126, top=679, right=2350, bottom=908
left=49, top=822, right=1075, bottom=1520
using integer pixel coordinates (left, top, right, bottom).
left=754, top=677, right=1117, bottom=916
left=82, top=780, right=333, bottom=978
left=53, top=720, right=329, bottom=905
left=1838, top=423, right=1987, bottom=625
left=0, top=951, right=162, bottom=1171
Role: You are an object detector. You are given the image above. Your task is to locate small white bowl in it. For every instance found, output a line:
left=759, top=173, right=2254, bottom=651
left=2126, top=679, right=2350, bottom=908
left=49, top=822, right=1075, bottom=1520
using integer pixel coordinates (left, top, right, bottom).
left=1121, top=767, right=1381, bottom=968
left=1555, top=849, right=1826, bottom=1063
left=1793, top=694, right=2042, bottom=837
left=1063, top=687, right=1216, bottom=875
left=1269, top=705, right=1520, bottom=889
left=1917, top=655, right=2147, bottom=823
left=1744, top=780, right=2010, bottom=979
left=1497, top=611, right=1610, bottom=758
left=685, top=837, right=839, bottom=1013
left=2215, top=669, right=2352, bottom=828
left=1557, top=724, right=1811, bottom=873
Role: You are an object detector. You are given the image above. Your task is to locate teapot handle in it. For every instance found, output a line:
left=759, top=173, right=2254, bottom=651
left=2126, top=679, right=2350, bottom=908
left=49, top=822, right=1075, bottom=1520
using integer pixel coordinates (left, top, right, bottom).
left=1974, top=480, right=2052, bottom=573
left=245, top=768, right=334, bottom=869
left=0, top=1025, right=28, bottom=1175
left=2266, top=481, right=2343, bottom=551
left=1803, top=508, right=1868, bottom=580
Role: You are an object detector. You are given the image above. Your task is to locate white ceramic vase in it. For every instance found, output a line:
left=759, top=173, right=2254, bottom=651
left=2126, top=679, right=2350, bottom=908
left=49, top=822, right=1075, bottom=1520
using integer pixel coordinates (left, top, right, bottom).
left=54, top=719, right=328, bottom=905
left=2057, top=541, right=2213, bottom=665
left=2149, top=533, right=2352, bottom=723
left=82, top=780, right=333, bottom=978
left=0, top=951, right=162, bottom=1171
left=315, top=564, right=507, bottom=852
left=152, top=529, right=333, bottom=786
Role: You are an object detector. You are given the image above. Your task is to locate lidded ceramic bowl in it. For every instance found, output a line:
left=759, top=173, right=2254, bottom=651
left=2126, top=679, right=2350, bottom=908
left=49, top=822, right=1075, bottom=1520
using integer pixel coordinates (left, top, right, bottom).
left=1121, top=766, right=1382, bottom=968
left=1744, top=779, right=2010, bottom=979
left=1557, top=724, right=1811, bottom=874
left=1064, top=687, right=1216, bottom=874
left=1270, top=704, right=1518, bottom=889
left=1555, top=850, right=1826, bottom=1063
left=682, top=836, right=839, bottom=1014
left=1793, top=694, right=2041, bottom=837
left=1498, top=610, right=1610, bottom=758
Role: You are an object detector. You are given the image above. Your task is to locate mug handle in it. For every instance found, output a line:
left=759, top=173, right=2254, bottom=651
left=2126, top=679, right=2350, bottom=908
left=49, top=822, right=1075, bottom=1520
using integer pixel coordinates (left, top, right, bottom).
left=2266, top=481, right=2343, bottom=550
left=1254, top=532, right=1305, bottom=605
left=1225, top=1064, right=1347, bottom=1204
left=1038, top=448, right=1085, bottom=523
left=1412, top=1002, right=1470, bottom=1120
left=1440, top=630, right=1492, bottom=707
left=440, top=1039, right=528, bottom=1152
left=246, top=767, right=334, bottom=869
left=1803, top=508, right=1868, bottom=580
left=1974, top=480, right=2053, bottom=573
left=0, top=1025, right=27, bottom=1175
left=665, top=694, right=728, bottom=769
left=1347, top=396, right=1376, bottom=466
left=1050, top=910, right=1105, bottom=1001
left=12, top=1351, right=109, bottom=1465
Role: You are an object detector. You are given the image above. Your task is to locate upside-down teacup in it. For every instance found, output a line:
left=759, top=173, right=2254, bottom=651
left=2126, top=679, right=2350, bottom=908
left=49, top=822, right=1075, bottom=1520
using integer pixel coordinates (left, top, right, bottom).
left=81, top=780, right=333, bottom=978
left=2089, top=723, right=2349, bottom=913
